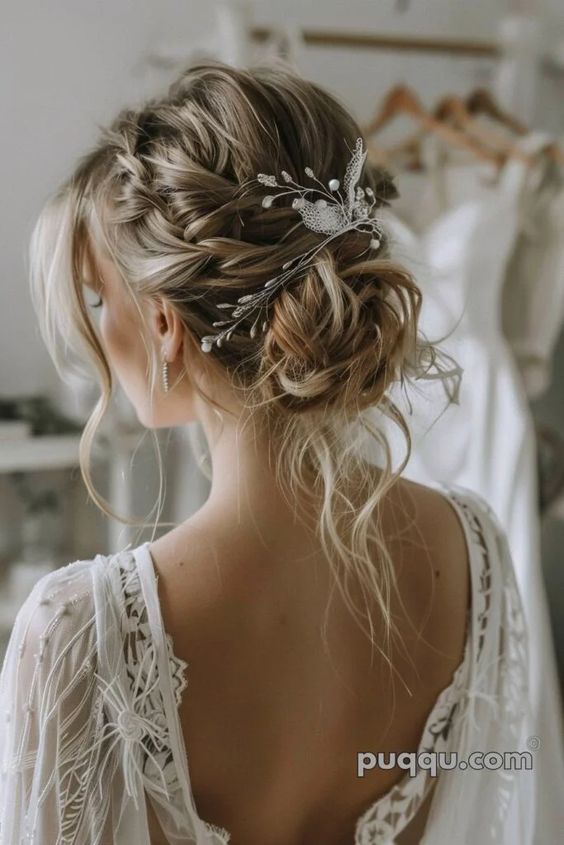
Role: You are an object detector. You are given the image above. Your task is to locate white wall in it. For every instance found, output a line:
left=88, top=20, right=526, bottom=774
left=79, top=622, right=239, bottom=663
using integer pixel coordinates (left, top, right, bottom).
left=0, top=0, right=215, bottom=396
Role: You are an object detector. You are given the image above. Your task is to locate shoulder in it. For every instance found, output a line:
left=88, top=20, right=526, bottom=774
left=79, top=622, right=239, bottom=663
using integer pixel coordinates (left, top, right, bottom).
left=0, top=558, right=104, bottom=732
left=426, top=480, right=511, bottom=556
left=396, top=476, right=518, bottom=590
left=383, top=477, right=473, bottom=670
left=396, top=476, right=506, bottom=550
left=14, top=547, right=145, bottom=618
left=0, top=553, right=142, bottom=840
left=11, top=557, right=96, bottom=636
left=387, top=476, right=471, bottom=566
left=147, top=520, right=243, bottom=615
left=402, top=479, right=522, bottom=621
left=7, top=550, right=129, bottom=672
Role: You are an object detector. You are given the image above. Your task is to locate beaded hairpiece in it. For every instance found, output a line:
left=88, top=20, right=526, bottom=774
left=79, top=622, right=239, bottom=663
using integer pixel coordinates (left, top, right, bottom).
left=200, top=137, right=384, bottom=353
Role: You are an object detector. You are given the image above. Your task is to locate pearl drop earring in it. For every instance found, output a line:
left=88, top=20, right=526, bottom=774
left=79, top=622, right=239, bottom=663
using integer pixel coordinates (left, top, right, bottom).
left=161, top=352, right=169, bottom=393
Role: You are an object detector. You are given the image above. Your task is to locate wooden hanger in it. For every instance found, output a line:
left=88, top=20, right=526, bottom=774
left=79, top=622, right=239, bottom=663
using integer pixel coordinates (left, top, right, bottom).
left=363, top=86, right=427, bottom=170
left=466, top=87, right=528, bottom=135
left=364, top=85, right=422, bottom=136
left=363, top=84, right=503, bottom=168
left=434, top=94, right=533, bottom=166
left=466, top=87, right=564, bottom=166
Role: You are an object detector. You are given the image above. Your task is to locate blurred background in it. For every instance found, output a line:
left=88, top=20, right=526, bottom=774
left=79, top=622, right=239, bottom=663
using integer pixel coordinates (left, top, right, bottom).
left=1, top=0, right=563, bottom=735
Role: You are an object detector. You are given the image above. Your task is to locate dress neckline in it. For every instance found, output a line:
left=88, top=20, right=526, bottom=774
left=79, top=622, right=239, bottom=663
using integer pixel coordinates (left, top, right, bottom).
left=131, top=482, right=476, bottom=845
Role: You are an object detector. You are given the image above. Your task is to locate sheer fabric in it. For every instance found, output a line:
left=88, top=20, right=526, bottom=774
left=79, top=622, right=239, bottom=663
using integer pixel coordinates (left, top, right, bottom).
left=0, top=484, right=536, bottom=844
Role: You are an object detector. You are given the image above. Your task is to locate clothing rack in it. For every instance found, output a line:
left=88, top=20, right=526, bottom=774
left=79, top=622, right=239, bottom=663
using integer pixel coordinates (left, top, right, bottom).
left=251, top=25, right=564, bottom=75
left=250, top=27, right=500, bottom=58
left=249, top=22, right=563, bottom=122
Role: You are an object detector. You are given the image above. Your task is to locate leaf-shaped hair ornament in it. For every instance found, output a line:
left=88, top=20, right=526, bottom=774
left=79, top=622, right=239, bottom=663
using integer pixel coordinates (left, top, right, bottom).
left=200, top=138, right=384, bottom=353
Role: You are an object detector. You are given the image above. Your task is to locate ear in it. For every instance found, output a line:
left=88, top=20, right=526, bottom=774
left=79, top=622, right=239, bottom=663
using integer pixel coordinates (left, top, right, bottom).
left=149, top=295, right=184, bottom=363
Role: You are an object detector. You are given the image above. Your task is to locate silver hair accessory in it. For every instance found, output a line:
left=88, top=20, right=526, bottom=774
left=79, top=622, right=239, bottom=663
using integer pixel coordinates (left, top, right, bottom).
left=200, top=137, right=384, bottom=353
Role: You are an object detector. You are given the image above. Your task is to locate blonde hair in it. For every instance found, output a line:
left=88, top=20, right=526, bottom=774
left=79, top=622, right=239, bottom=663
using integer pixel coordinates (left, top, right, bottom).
left=29, top=59, right=458, bottom=669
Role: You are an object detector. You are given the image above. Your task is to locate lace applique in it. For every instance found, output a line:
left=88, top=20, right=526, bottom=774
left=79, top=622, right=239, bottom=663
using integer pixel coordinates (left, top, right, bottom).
left=109, top=550, right=233, bottom=845
left=99, top=488, right=526, bottom=845
left=452, top=493, right=529, bottom=839
left=103, top=551, right=189, bottom=805
left=355, top=489, right=491, bottom=845
left=354, top=630, right=471, bottom=845
left=118, top=551, right=188, bottom=706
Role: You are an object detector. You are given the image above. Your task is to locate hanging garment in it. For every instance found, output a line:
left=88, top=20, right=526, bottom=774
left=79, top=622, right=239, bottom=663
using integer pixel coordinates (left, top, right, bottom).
left=501, top=132, right=564, bottom=399
left=0, top=484, right=535, bottom=844
left=368, top=136, right=564, bottom=843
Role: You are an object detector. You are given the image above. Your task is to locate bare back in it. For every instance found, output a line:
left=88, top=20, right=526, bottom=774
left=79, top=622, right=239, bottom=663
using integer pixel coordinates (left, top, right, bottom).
left=148, top=475, right=471, bottom=845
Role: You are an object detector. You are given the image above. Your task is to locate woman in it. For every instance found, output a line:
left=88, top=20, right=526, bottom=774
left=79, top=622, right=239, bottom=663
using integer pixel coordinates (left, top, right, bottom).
left=0, top=61, right=535, bottom=844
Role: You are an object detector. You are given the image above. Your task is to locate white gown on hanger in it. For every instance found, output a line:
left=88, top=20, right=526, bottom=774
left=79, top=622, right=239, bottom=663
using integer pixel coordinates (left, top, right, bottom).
left=501, top=131, right=564, bottom=399
left=368, top=136, right=564, bottom=843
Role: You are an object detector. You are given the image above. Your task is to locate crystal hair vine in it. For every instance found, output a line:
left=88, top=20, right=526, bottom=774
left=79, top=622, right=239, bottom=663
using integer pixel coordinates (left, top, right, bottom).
left=200, top=137, right=385, bottom=353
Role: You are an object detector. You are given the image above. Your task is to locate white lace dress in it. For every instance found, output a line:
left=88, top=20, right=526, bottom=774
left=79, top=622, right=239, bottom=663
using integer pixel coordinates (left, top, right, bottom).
left=0, top=484, right=535, bottom=844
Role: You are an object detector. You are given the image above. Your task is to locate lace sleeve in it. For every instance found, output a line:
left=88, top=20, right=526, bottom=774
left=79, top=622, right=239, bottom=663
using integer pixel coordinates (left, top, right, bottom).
left=0, top=560, right=109, bottom=845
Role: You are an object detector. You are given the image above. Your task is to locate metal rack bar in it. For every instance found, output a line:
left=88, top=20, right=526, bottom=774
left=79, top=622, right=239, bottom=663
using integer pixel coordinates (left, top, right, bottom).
left=250, top=27, right=500, bottom=58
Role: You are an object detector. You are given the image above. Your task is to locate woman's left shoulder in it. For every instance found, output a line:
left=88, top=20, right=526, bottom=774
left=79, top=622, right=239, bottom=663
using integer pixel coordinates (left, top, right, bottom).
left=3, top=557, right=101, bottom=677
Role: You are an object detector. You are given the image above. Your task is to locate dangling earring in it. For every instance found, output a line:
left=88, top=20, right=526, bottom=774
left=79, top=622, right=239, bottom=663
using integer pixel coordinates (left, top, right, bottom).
left=161, top=352, right=170, bottom=393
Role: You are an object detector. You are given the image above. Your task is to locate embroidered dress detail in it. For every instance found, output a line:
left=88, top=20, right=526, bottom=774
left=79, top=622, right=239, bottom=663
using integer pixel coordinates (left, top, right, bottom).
left=106, top=550, right=189, bottom=806
left=0, top=484, right=534, bottom=844
left=117, top=550, right=188, bottom=706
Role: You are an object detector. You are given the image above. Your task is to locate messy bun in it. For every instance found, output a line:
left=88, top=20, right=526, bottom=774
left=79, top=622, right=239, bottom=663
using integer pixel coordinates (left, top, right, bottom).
left=262, top=245, right=422, bottom=414
left=29, top=58, right=459, bottom=663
